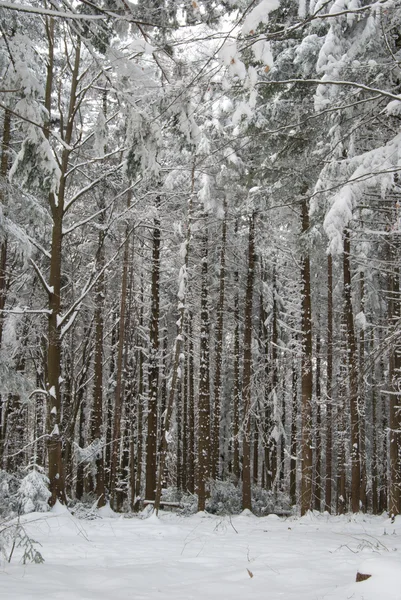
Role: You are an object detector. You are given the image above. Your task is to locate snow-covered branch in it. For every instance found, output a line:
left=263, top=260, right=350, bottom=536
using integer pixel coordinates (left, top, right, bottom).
left=257, top=79, right=401, bottom=103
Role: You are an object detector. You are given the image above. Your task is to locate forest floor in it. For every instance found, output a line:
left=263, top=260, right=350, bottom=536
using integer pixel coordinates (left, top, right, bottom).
left=1, top=504, right=400, bottom=600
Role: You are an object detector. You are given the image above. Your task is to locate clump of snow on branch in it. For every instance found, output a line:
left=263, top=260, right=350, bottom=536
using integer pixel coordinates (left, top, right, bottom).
left=314, top=1, right=377, bottom=111
left=74, top=439, right=104, bottom=468
left=219, top=40, right=247, bottom=81
left=241, top=0, right=280, bottom=35
left=320, top=132, right=401, bottom=253
left=93, top=111, right=108, bottom=157
left=7, top=34, right=61, bottom=195
left=125, top=110, right=162, bottom=179
left=198, top=174, right=215, bottom=213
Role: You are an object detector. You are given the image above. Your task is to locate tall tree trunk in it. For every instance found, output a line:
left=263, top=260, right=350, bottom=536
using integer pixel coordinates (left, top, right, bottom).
left=314, top=334, right=321, bottom=511
left=388, top=240, right=401, bottom=516
left=290, top=360, right=297, bottom=505
left=232, top=220, right=241, bottom=482
left=343, top=228, right=360, bottom=513
left=134, top=276, right=145, bottom=509
left=325, top=254, right=333, bottom=513
left=0, top=108, right=11, bottom=465
left=211, top=200, right=227, bottom=480
left=359, top=271, right=367, bottom=511
left=145, top=197, right=161, bottom=501
left=242, top=212, right=255, bottom=511
left=0, top=108, right=11, bottom=347
left=197, top=226, right=210, bottom=511
left=187, top=314, right=195, bottom=494
left=110, top=192, right=131, bottom=510
left=270, top=264, right=278, bottom=488
left=47, top=38, right=81, bottom=506
left=300, top=197, right=313, bottom=516
left=154, top=161, right=195, bottom=513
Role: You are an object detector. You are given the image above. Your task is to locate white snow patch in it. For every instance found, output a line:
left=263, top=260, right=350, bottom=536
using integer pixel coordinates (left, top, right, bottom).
left=2, top=512, right=400, bottom=600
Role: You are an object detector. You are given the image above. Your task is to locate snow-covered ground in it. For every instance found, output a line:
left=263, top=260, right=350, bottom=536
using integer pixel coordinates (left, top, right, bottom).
left=2, top=505, right=400, bottom=600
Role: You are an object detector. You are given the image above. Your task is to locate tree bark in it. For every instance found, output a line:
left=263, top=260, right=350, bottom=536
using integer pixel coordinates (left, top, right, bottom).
left=343, top=228, right=360, bottom=513
left=211, top=200, right=227, bottom=480
left=47, top=37, right=81, bottom=506
left=325, top=254, right=333, bottom=513
left=110, top=192, right=131, bottom=510
left=197, top=226, right=210, bottom=512
left=300, top=197, right=313, bottom=516
left=145, top=197, right=161, bottom=501
left=388, top=239, right=401, bottom=516
left=242, top=212, right=255, bottom=511
left=233, top=220, right=241, bottom=482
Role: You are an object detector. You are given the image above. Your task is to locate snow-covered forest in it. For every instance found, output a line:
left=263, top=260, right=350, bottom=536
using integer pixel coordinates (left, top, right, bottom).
left=1, top=0, right=401, bottom=537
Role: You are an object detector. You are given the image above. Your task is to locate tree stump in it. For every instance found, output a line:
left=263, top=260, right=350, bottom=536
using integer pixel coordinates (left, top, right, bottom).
left=356, top=572, right=371, bottom=582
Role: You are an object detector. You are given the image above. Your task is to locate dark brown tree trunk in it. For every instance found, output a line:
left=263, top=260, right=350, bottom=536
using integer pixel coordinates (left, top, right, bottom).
left=91, top=217, right=106, bottom=507
left=197, top=227, right=210, bottom=512
left=253, top=415, right=259, bottom=485
left=145, top=198, right=161, bottom=501
left=110, top=193, right=131, bottom=510
left=187, top=315, right=195, bottom=494
left=270, top=264, right=278, bottom=488
left=46, top=37, right=81, bottom=506
left=154, top=161, right=195, bottom=513
left=300, top=198, right=313, bottom=516
left=0, top=108, right=11, bottom=347
left=325, top=254, right=333, bottom=513
left=314, top=334, right=322, bottom=511
left=290, top=360, right=297, bottom=505
left=343, top=229, right=360, bottom=513
left=242, top=212, right=255, bottom=511
left=337, top=358, right=347, bottom=514
left=211, top=200, right=227, bottom=480
left=359, top=272, right=367, bottom=512
left=233, top=220, right=241, bottom=482
left=134, top=277, right=145, bottom=509
left=388, top=242, right=401, bottom=516
left=0, top=108, right=11, bottom=466
left=75, top=396, right=86, bottom=499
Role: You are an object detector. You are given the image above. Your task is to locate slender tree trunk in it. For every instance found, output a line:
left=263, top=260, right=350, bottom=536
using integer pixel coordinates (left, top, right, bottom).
left=232, top=219, right=241, bottom=482
left=91, top=214, right=106, bottom=507
left=371, top=347, right=378, bottom=514
left=110, top=192, right=131, bottom=510
left=388, top=240, right=401, bottom=516
left=134, top=277, right=145, bottom=509
left=314, top=334, right=321, bottom=511
left=300, top=198, right=313, bottom=516
left=75, top=396, right=86, bottom=499
left=46, top=36, right=81, bottom=506
left=290, top=360, right=297, bottom=505
left=0, top=108, right=11, bottom=465
left=145, top=197, right=161, bottom=501
left=325, top=254, right=333, bottom=513
left=242, top=212, right=255, bottom=511
left=0, top=108, right=11, bottom=347
left=343, top=229, right=360, bottom=513
left=187, top=315, right=195, bottom=494
left=154, top=161, right=195, bottom=513
left=253, top=415, right=259, bottom=485
left=359, top=272, right=367, bottom=511
left=197, top=226, right=210, bottom=512
left=270, top=264, right=278, bottom=488
left=211, top=200, right=227, bottom=480
left=182, top=343, right=188, bottom=492
left=106, top=312, right=118, bottom=488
